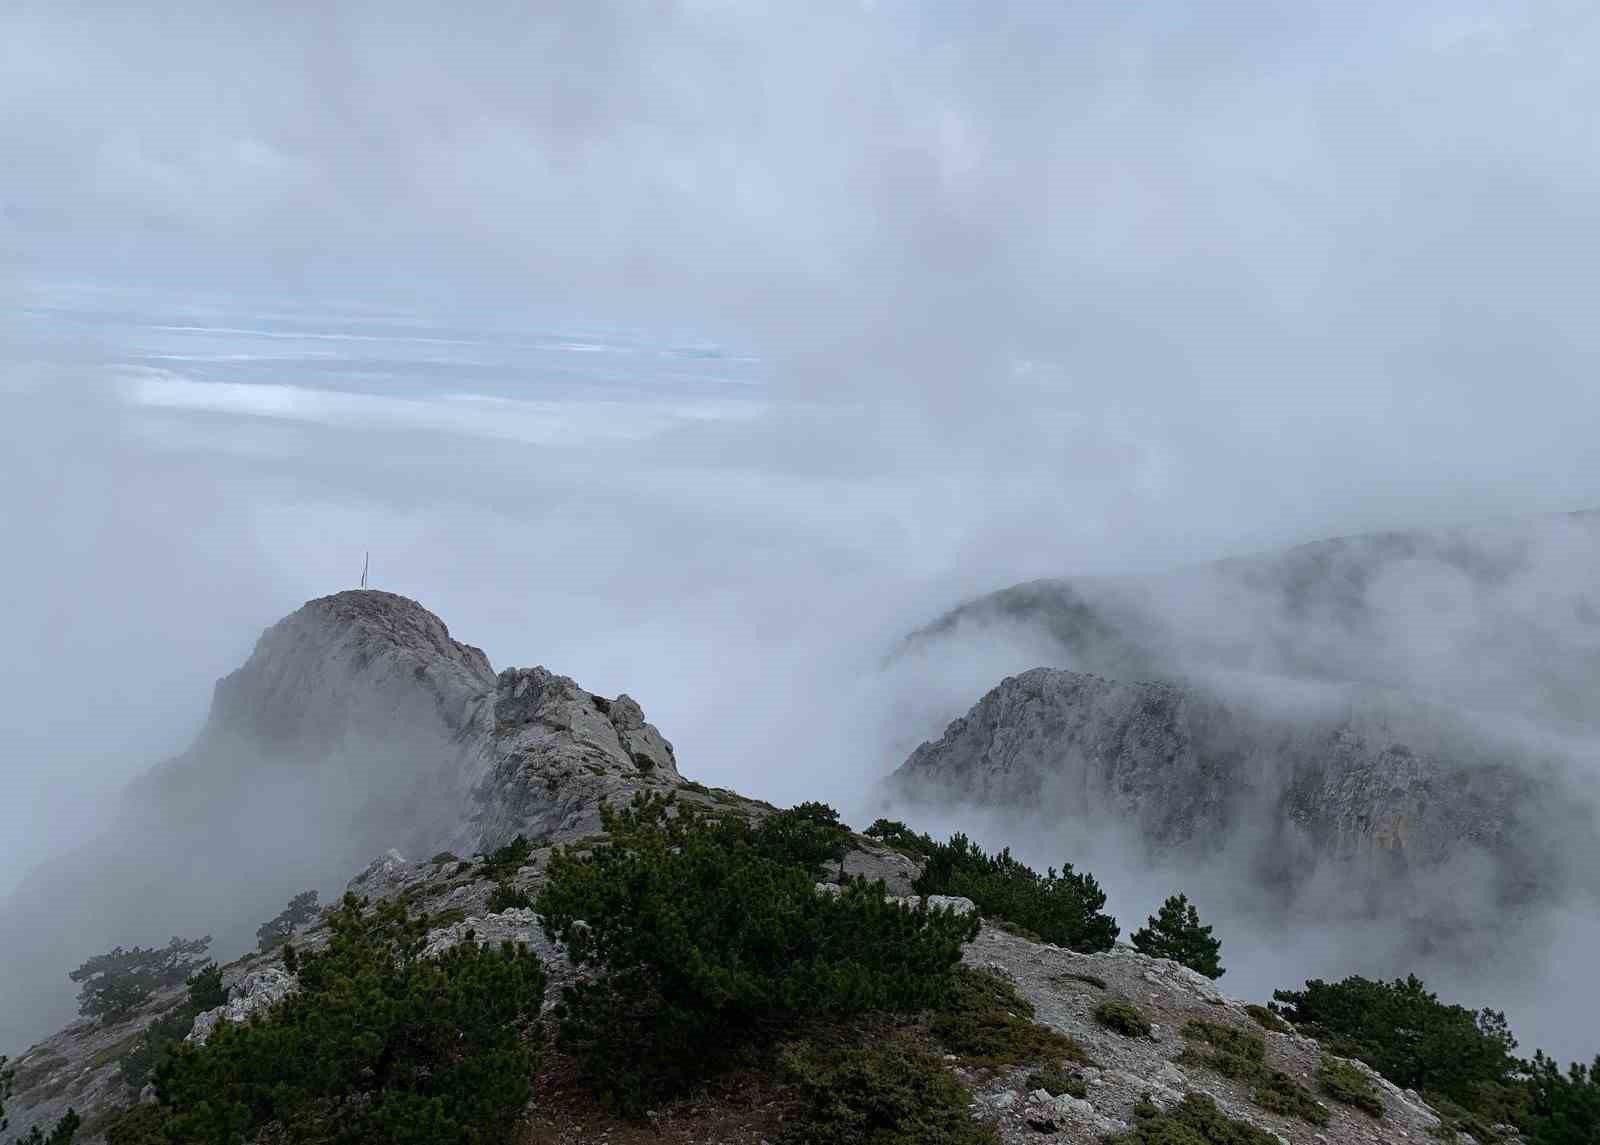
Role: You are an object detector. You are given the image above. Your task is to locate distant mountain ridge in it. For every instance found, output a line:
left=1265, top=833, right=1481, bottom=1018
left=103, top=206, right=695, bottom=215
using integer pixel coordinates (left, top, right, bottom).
left=905, top=508, right=1600, bottom=731
left=891, top=510, right=1600, bottom=916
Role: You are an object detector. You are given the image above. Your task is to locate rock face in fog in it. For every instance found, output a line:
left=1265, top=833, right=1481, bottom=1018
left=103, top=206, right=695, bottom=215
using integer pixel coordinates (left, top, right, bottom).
left=165, top=589, right=684, bottom=853
left=892, top=666, right=1589, bottom=900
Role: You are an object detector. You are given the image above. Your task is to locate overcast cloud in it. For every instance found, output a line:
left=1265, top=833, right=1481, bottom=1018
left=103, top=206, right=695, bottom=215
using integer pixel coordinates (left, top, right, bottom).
left=4, top=0, right=1600, bottom=1058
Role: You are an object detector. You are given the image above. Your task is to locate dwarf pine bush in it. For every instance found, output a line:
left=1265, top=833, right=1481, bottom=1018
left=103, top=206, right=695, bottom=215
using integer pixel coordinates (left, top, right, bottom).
left=536, top=793, right=979, bottom=1111
left=152, top=894, right=545, bottom=1145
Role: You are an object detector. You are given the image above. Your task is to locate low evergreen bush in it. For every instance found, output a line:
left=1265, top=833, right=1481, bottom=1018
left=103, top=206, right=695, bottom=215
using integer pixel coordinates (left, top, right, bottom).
left=536, top=793, right=979, bottom=1112
left=117, top=964, right=225, bottom=1090
left=1106, top=1091, right=1280, bottom=1144
left=1317, top=1056, right=1384, bottom=1118
left=1244, top=1004, right=1289, bottom=1033
left=487, top=881, right=532, bottom=911
left=1025, top=1065, right=1087, bottom=1099
left=1094, top=998, right=1153, bottom=1038
left=778, top=1032, right=998, bottom=1145
left=912, top=833, right=1119, bottom=952
left=1271, top=974, right=1518, bottom=1109
left=152, top=893, right=545, bottom=1144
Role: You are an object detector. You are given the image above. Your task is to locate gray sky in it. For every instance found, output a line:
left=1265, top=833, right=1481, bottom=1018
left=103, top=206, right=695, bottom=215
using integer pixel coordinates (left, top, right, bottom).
left=4, top=0, right=1600, bottom=1058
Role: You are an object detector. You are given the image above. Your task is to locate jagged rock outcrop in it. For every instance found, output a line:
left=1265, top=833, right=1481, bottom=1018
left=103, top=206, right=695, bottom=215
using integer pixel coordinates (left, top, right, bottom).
left=891, top=666, right=1593, bottom=902
left=461, top=664, right=680, bottom=851
left=138, top=590, right=683, bottom=854
left=188, top=967, right=296, bottom=1046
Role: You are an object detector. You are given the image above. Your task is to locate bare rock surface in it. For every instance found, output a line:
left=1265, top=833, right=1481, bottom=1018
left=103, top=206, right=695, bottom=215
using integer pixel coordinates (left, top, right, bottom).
left=960, top=924, right=1455, bottom=1145
left=188, top=967, right=296, bottom=1046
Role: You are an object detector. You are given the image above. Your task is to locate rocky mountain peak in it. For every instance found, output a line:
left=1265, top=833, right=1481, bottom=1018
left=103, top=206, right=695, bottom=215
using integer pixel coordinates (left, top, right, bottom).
left=201, top=589, right=496, bottom=753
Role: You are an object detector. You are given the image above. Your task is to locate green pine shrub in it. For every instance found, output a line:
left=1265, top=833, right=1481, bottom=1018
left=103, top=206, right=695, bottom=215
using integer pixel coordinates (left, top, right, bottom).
left=1270, top=974, right=1519, bottom=1109
left=12, top=1109, right=81, bottom=1145
left=1521, top=1053, right=1600, bottom=1145
left=117, top=964, right=225, bottom=1090
left=778, top=1031, right=999, bottom=1145
left=254, top=891, right=319, bottom=952
left=1106, top=1091, right=1280, bottom=1144
left=1025, top=1065, right=1088, bottom=1099
left=102, top=1103, right=170, bottom=1145
left=754, top=801, right=851, bottom=877
left=1131, top=894, right=1224, bottom=979
left=912, top=832, right=1119, bottom=952
left=1180, top=1018, right=1265, bottom=1076
left=478, top=833, right=533, bottom=881
left=151, top=893, right=545, bottom=1145
left=487, top=881, right=533, bottom=911
left=1317, top=1056, right=1384, bottom=1118
left=536, top=792, right=979, bottom=1113
left=1251, top=1069, right=1329, bottom=1125
left=1244, top=1004, right=1289, bottom=1033
left=863, top=819, right=939, bottom=859
left=1095, top=998, right=1153, bottom=1038
left=68, top=937, right=213, bottom=1026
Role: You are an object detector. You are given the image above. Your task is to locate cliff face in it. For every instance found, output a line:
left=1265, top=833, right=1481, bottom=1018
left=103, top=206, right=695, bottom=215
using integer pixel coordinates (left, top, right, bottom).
left=891, top=666, right=1591, bottom=904
left=134, top=590, right=681, bottom=854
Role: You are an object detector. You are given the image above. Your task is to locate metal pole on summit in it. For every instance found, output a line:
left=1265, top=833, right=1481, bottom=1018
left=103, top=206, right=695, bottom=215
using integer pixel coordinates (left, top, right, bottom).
left=361, top=552, right=369, bottom=589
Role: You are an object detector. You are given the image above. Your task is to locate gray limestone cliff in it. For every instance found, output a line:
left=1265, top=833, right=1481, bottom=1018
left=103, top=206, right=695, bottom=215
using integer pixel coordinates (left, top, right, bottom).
left=137, top=589, right=682, bottom=854
left=890, top=666, right=1596, bottom=906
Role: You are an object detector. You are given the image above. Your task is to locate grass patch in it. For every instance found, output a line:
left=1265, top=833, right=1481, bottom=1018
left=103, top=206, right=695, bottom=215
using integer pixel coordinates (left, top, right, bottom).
left=431, top=851, right=460, bottom=865
left=1107, top=1091, right=1282, bottom=1144
left=426, top=907, right=470, bottom=928
left=929, top=967, right=1091, bottom=1069
left=1094, top=998, right=1153, bottom=1039
left=1025, top=1065, right=1088, bottom=1099
left=1244, top=1004, right=1289, bottom=1033
left=1318, top=1056, right=1385, bottom=1118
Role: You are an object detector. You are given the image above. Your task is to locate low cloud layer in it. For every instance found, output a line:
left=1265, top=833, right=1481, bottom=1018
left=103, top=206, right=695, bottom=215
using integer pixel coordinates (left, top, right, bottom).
left=4, top=0, right=1600, bottom=1066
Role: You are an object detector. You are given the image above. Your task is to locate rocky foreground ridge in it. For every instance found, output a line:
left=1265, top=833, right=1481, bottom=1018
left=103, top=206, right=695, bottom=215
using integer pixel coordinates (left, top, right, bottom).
left=5, top=830, right=1459, bottom=1145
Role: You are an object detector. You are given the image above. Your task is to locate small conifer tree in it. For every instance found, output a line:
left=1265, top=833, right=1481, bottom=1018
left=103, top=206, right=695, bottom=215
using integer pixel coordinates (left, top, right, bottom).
left=68, top=936, right=213, bottom=1024
left=254, top=890, right=319, bottom=952
left=1131, top=893, right=1224, bottom=979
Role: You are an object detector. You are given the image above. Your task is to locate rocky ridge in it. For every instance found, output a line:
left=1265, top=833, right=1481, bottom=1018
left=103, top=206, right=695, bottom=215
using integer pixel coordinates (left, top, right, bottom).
left=891, top=665, right=1592, bottom=904
left=3, top=834, right=1471, bottom=1145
